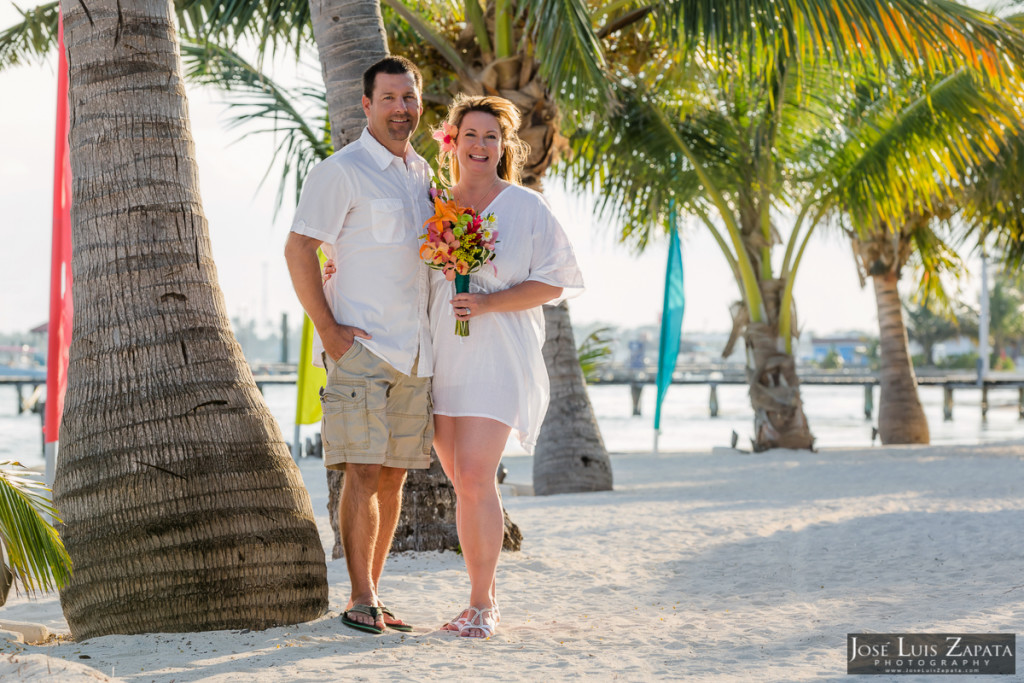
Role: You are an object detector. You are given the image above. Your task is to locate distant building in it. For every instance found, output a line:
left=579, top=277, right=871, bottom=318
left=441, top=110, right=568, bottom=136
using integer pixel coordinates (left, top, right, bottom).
left=810, top=336, right=872, bottom=367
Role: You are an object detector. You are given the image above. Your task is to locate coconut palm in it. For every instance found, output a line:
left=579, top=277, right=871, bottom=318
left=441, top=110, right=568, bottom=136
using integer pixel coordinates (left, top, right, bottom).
left=836, top=65, right=1024, bottom=443
left=52, top=0, right=327, bottom=640
left=0, top=461, right=71, bottom=606
left=564, top=6, right=1024, bottom=450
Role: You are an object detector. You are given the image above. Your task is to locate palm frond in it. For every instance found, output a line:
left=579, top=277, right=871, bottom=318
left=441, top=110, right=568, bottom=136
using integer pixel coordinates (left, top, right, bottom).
left=177, top=0, right=313, bottom=57
left=180, top=39, right=330, bottom=213
left=577, top=327, right=614, bottom=381
left=0, top=1, right=59, bottom=70
left=518, top=0, right=616, bottom=110
left=561, top=85, right=710, bottom=253
left=826, top=69, right=1024, bottom=232
left=381, top=0, right=471, bottom=80
left=660, top=0, right=1024, bottom=84
left=907, top=223, right=963, bottom=309
left=0, top=461, right=71, bottom=595
left=962, top=132, right=1024, bottom=267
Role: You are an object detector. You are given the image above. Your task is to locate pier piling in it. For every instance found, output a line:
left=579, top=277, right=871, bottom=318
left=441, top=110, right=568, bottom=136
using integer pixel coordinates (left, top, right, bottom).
left=630, top=384, right=643, bottom=416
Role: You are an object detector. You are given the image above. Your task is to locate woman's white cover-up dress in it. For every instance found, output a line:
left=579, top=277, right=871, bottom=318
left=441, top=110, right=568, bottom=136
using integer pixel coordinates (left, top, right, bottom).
left=427, top=184, right=584, bottom=453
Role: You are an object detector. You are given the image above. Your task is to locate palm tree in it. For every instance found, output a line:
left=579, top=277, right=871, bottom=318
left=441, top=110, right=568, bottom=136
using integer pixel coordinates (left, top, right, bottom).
left=52, top=0, right=327, bottom=640
left=564, top=8, right=1024, bottom=451
left=0, top=461, right=71, bottom=606
left=837, top=66, right=1023, bottom=444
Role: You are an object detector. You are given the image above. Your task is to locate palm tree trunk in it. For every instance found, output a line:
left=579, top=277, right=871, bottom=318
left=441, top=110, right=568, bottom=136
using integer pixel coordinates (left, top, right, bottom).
left=744, top=320, right=815, bottom=451
left=54, top=0, right=327, bottom=640
left=309, top=0, right=389, bottom=148
left=873, top=273, right=930, bottom=444
left=533, top=303, right=613, bottom=494
left=739, top=276, right=814, bottom=451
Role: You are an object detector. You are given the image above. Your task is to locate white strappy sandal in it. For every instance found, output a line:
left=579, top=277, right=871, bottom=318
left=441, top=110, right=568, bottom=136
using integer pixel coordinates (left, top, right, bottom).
left=458, top=606, right=498, bottom=639
left=442, top=608, right=471, bottom=632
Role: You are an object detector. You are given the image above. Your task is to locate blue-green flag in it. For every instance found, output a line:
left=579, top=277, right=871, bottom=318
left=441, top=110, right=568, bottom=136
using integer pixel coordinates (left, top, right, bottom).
left=655, top=212, right=685, bottom=432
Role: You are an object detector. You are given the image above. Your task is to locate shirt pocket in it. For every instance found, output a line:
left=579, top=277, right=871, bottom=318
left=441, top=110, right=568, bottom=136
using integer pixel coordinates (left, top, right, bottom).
left=371, top=198, right=407, bottom=244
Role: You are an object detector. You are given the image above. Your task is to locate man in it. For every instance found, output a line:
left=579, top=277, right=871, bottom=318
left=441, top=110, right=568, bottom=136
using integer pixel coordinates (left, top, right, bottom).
left=284, top=56, right=433, bottom=634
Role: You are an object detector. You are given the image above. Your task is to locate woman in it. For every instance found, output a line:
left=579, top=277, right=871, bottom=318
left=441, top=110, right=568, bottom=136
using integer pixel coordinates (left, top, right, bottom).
left=326, top=95, right=583, bottom=638
left=429, top=94, right=582, bottom=639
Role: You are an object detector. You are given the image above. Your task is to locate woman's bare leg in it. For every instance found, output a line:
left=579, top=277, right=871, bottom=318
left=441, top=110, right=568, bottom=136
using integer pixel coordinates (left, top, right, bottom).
left=451, top=416, right=509, bottom=637
left=433, top=415, right=469, bottom=631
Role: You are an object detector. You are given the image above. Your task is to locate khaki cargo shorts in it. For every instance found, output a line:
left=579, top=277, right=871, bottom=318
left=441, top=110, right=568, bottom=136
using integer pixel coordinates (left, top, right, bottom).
left=320, top=343, right=433, bottom=470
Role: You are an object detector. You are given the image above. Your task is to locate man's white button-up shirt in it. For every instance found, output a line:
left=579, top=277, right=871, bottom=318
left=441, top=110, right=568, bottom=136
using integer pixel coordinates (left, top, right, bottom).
left=290, top=127, right=433, bottom=377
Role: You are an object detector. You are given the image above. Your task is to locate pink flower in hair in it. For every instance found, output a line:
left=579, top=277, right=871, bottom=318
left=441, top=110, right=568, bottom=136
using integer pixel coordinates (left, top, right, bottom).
left=432, top=122, right=458, bottom=153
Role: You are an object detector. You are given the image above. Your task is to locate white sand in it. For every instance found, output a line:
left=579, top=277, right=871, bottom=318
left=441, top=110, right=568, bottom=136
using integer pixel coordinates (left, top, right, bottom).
left=2, top=442, right=1023, bottom=681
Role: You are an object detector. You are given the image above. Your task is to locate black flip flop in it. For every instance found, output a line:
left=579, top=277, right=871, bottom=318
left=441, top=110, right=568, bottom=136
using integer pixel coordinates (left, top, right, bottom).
left=380, top=604, right=414, bottom=632
left=341, top=604, right=384, bottom=634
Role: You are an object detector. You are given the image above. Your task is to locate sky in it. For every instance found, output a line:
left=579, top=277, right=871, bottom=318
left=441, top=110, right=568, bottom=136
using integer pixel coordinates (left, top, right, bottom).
left=0, top=5, right=994, bottom=341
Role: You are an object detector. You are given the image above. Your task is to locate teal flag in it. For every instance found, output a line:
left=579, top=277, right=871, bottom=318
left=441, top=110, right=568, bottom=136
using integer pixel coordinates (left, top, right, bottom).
left=654, top=211, right=685, bottom=431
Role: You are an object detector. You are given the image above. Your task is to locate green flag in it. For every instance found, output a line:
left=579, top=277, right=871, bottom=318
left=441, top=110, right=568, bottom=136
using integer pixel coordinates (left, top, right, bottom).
left=294, top=249, right=328, bottom=431
left=295, top=313, right=326, bottom=426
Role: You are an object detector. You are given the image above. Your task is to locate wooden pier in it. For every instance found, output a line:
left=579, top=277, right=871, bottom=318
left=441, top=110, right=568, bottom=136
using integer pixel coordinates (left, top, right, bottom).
left=6, top=365, right=1023, bottom=422
left=587, top=364, right=1024, bottom=421
left=0, top=374, right=46, bottom=415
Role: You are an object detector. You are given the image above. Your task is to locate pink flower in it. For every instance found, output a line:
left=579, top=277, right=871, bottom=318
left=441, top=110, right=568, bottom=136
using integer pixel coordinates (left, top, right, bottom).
left=432, top=122, right=459, bottom=154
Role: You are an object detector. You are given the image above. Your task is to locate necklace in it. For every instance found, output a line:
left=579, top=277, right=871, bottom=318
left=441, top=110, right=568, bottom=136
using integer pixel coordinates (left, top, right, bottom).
left=456, top=177, right=501, bottom=212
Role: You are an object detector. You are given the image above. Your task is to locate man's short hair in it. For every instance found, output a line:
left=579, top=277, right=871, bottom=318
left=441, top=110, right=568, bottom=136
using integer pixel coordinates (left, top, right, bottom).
left=363, top=56, right=423, bottom=99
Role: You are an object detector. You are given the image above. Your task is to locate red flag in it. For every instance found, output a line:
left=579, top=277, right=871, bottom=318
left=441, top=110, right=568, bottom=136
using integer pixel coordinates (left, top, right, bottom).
left=45, top=6, right=73, bottom=444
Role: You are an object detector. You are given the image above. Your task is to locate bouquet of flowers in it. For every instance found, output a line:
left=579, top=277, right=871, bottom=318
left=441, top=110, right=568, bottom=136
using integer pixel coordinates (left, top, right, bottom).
left=420, top=182, right=498, bottom=336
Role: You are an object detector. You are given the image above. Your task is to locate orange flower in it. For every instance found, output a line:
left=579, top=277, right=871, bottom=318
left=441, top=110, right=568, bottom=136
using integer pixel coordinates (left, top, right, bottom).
left=424, top=196, right=463, bottom=234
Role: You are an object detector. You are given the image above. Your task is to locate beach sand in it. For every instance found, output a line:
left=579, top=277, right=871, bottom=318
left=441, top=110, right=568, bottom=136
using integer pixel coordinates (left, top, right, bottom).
left=1, top=442, right=1022, bottom=681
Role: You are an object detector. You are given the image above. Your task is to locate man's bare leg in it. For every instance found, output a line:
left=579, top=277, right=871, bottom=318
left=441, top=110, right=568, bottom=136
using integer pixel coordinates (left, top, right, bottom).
left=373, top=466, right=408, bottom=627
left=340, top=463, right=384, bottom=630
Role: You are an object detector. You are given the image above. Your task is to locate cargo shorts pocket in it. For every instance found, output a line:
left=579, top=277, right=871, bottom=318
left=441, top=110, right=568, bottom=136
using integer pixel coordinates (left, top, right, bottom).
left=321, top=381, right=370, bottom=452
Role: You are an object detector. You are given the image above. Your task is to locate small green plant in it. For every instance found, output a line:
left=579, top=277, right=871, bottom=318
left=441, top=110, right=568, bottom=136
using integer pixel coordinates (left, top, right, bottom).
left=0, top=461, right=72, bottom=604
left=821, top=347, right=844, bottom=369
left=577, top=328, right=614, bottom=382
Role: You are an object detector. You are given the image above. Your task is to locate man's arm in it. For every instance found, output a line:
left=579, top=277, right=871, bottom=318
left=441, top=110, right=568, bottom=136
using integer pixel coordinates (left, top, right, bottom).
left=284, top=232, right=370, bottom=361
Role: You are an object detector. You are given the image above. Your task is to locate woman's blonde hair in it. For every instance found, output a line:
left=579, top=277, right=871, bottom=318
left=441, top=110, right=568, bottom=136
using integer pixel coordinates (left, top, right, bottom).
left=436, top=94, right=530, bottom=187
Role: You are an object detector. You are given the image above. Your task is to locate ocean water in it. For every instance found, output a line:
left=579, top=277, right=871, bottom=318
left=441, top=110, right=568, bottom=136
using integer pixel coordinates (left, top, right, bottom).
left=2, top=382, right=1023, bottom=468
